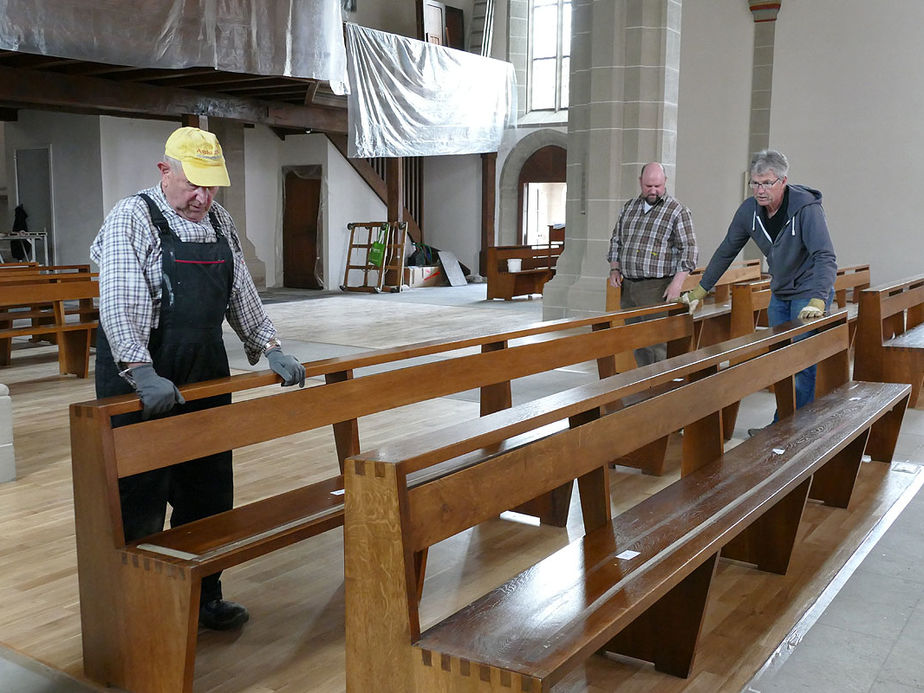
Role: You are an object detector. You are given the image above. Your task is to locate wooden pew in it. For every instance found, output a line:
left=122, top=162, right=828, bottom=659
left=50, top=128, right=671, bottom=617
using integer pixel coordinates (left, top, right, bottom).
left=834, top=263, right=870, bottom=348
left=69, top=305, right=696, bottom=693
left=680, top=257, right=763, bottom=302
left=344, top=312, right=911, bottom=691
left=834, top=263, right=871, bottom=308
left=854, top=274, right=924, bottom=407
left=0, top=276, right=98, bottom=376
left=0, top=265, right=99, bottom=338
left=605, top=259, right=763, bottom=353
left=485, top=241, right=563, bottom=300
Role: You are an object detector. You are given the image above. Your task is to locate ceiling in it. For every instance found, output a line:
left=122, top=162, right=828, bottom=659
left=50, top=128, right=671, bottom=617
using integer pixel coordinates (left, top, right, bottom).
left=0, top=49, right=348, bottom=135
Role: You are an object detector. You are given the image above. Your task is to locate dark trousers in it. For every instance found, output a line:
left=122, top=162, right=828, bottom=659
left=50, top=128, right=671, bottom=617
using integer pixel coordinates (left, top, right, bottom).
left=95, top=329, right=232, bottom=603
left=621, top=276, right=672, bottom=366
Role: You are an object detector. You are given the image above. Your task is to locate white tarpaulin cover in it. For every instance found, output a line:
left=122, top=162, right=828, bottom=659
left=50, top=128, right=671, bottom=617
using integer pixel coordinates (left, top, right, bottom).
left=345, top=23, right=516, bottom=158
left=0, top=0, right=349, bottom=94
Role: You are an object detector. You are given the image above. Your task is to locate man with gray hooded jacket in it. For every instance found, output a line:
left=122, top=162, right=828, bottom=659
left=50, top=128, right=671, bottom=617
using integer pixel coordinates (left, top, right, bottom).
left=681, top=149, right=836, bottom=426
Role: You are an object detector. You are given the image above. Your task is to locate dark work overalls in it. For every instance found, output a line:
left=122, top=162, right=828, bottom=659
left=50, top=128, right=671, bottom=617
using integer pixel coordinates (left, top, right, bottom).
left=95, top=193, right=234, bottom=603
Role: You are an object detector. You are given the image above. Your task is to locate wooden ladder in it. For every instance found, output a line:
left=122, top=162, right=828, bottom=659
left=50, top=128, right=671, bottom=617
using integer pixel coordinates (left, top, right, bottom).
left=340, top=222, right=408, bottom=293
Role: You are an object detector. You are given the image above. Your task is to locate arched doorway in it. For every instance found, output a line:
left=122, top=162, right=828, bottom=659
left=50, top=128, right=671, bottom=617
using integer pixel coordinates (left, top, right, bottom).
left=497, top=128, right=567, bottom=247
left=517, top=144, right=566, bottom=245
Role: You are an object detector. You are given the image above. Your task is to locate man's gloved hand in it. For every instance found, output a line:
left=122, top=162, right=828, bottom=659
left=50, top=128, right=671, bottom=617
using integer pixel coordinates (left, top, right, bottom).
left=679, top=284, right=708, bottom=314
left=798, top=298, right=826, bottom=320
left=128, top=364, right=185, bottom=420
left=267, top=348, right=306, bottom=387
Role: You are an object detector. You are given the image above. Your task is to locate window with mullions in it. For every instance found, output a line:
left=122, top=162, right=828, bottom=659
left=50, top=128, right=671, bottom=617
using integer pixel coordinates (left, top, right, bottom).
left=528, top=0, right=571, bottom=112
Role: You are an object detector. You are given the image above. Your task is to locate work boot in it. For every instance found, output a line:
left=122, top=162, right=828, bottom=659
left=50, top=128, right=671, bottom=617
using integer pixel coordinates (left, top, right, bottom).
left=199, top=598, right=250, bottom=631
left=747, top=423, right=773, bottom=437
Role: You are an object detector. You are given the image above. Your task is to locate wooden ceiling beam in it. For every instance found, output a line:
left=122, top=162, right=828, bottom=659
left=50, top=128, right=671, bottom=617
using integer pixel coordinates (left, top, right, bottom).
left=0, top=65, right=347, bottom=133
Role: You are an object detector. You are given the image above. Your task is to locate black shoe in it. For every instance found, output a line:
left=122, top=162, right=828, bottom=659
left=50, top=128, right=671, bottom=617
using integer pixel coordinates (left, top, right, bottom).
left=199, top=598, right=250, bottom=631
left=747, top=424, right=772, bottom=437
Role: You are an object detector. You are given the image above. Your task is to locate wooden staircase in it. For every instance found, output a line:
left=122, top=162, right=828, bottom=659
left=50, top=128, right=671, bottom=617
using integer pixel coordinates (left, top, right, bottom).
left=326, top=134, right=423, bottom=244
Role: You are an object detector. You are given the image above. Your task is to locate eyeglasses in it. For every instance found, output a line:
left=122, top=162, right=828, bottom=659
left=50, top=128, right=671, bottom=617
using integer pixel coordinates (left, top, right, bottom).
left=749, top=178, right=781, bottom=191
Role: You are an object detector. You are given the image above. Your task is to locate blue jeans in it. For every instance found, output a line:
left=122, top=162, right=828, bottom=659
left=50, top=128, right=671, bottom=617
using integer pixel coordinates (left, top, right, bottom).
left=767, top=292, right=833, bottom=417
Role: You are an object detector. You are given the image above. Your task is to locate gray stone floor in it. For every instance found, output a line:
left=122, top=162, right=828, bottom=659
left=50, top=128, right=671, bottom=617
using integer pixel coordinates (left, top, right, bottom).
left=5, top=283, right=924, bottom=692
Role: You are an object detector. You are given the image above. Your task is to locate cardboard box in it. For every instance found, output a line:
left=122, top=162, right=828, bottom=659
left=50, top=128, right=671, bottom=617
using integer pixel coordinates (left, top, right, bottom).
left=404, top=265, right=445, bottom=287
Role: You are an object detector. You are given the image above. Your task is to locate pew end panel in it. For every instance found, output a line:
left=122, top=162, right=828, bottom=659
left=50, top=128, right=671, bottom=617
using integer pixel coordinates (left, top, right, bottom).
left=855, top=275, right=924, bottom=408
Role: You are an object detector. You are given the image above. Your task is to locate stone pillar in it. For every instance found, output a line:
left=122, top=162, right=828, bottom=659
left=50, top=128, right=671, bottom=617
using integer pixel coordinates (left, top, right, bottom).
left=747, top=1, right=781, bottom=155
left=210, top=118, right=267, bottom=288
left=0, top=384, right=15, bottom=482
left=544, top=0, right=683, bottom=319
left=743, top=1, right=781, bottom=263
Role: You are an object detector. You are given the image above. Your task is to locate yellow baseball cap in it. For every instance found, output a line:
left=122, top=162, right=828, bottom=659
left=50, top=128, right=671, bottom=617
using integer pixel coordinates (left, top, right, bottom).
left=164, top=127, right=231, bottom=187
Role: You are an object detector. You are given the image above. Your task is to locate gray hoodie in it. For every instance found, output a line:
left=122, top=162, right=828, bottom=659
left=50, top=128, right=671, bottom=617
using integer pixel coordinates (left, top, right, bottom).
left=700, top=184, right=837, bottom=302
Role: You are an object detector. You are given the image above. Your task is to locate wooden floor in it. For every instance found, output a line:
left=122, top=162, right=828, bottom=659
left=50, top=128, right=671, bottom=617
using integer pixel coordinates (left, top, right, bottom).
left=0, top=289, right=920, bottom=693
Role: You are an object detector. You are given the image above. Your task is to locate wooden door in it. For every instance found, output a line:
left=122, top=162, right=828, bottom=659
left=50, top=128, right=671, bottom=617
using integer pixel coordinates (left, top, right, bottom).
left=419, top=0, right=447, bottom=45
left=282, top=173, right=323, bottom=289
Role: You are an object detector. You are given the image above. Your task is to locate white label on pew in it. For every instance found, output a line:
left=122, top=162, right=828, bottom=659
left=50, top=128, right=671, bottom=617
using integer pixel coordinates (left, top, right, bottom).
left=773, top=448, right=785, bottom=455
left=850, top=397, right=862, bottom=401
left=331, top=489, right=345, bottom=496
left=616, top=549, right=640, bottom=561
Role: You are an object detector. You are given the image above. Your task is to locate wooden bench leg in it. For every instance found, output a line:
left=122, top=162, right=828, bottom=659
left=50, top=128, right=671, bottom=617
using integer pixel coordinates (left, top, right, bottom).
left=613, top=436, right=669, bottom=475
left=809, top=432, right=868, bottom=508
left=59, top=329, right=92, bottom=377
left=681, top=411, right=723, bottom=476
left=577, top=465, right=610, bottom=532
left=721, top=401, right=741, bottom=441
left=602, top=552, right=718, bottom=678
left=696, top=313, right=731, bottom=349
left=816, top=347, right=851, bottom=398
left=721, top=476, right=810, bottom=574
left=326, top=372, right=360, bottom=474
left=413, top=548, right=428, bottom=604
left=511, top=407, right=595, bottom=527
left=866, top=394, right=911, bottom=462
left=0, top=326, right=10, bottom=366
left=85, top=559, right=199, bottom=693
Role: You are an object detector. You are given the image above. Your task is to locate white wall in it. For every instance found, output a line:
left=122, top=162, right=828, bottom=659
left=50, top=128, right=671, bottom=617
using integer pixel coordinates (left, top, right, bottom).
left=675, top=0, right=753, bottom=263
left=99, top=117, right=177, bottom=213
left=4, top=110, right=104, bottom=265
left=319, top=136, right=388, bottom=287
left=423, top=154, right=481, bottom=273
left=253, top=129, right=386, bottom=289
left=2, top=111, right=386, bottom=290
left=771, top=0, right=924, bottom=284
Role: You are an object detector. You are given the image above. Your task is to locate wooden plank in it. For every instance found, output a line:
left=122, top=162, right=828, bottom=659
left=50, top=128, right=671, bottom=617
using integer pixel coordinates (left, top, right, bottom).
left=107, top=314, right=696, bottom=476
left=437, top=250, right=467, bottom=287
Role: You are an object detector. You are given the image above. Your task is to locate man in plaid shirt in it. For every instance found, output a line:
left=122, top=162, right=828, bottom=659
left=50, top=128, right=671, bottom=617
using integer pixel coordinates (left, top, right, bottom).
left=607, top=162, right=698, bottom=365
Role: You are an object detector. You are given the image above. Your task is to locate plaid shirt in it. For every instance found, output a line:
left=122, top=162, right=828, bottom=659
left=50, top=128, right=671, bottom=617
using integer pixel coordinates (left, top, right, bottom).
left=90, top=185, right=276, bottom=367
left=607, top=194, right=697, bottom=279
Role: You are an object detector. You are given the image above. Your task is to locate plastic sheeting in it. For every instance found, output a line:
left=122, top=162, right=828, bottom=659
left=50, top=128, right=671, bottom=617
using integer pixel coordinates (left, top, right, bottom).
left=345, top=23, right=516, bottom=158
left=0, top=0, right=349, bottom=94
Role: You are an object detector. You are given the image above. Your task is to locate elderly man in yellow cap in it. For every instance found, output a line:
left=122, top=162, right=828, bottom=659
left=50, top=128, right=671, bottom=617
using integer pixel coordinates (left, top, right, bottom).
left=90, top=126, right=305, bottom=631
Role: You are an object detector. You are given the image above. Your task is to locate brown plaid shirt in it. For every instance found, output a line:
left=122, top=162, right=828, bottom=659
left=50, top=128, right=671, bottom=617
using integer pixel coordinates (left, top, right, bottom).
left=607, top=194, right=697, bottom=279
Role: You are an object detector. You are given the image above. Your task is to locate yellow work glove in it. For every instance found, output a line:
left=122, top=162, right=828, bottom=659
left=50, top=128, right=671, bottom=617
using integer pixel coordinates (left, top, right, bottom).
left=798, top=298, right=826, bottom=320
left=679, top=284, right=707, bottom=314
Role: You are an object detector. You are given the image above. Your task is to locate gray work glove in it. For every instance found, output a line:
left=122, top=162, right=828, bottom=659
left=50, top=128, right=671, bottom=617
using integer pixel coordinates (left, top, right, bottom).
left=127, top=364, right=185, bottom=420
left=266, top=348, right=306, bottom=387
